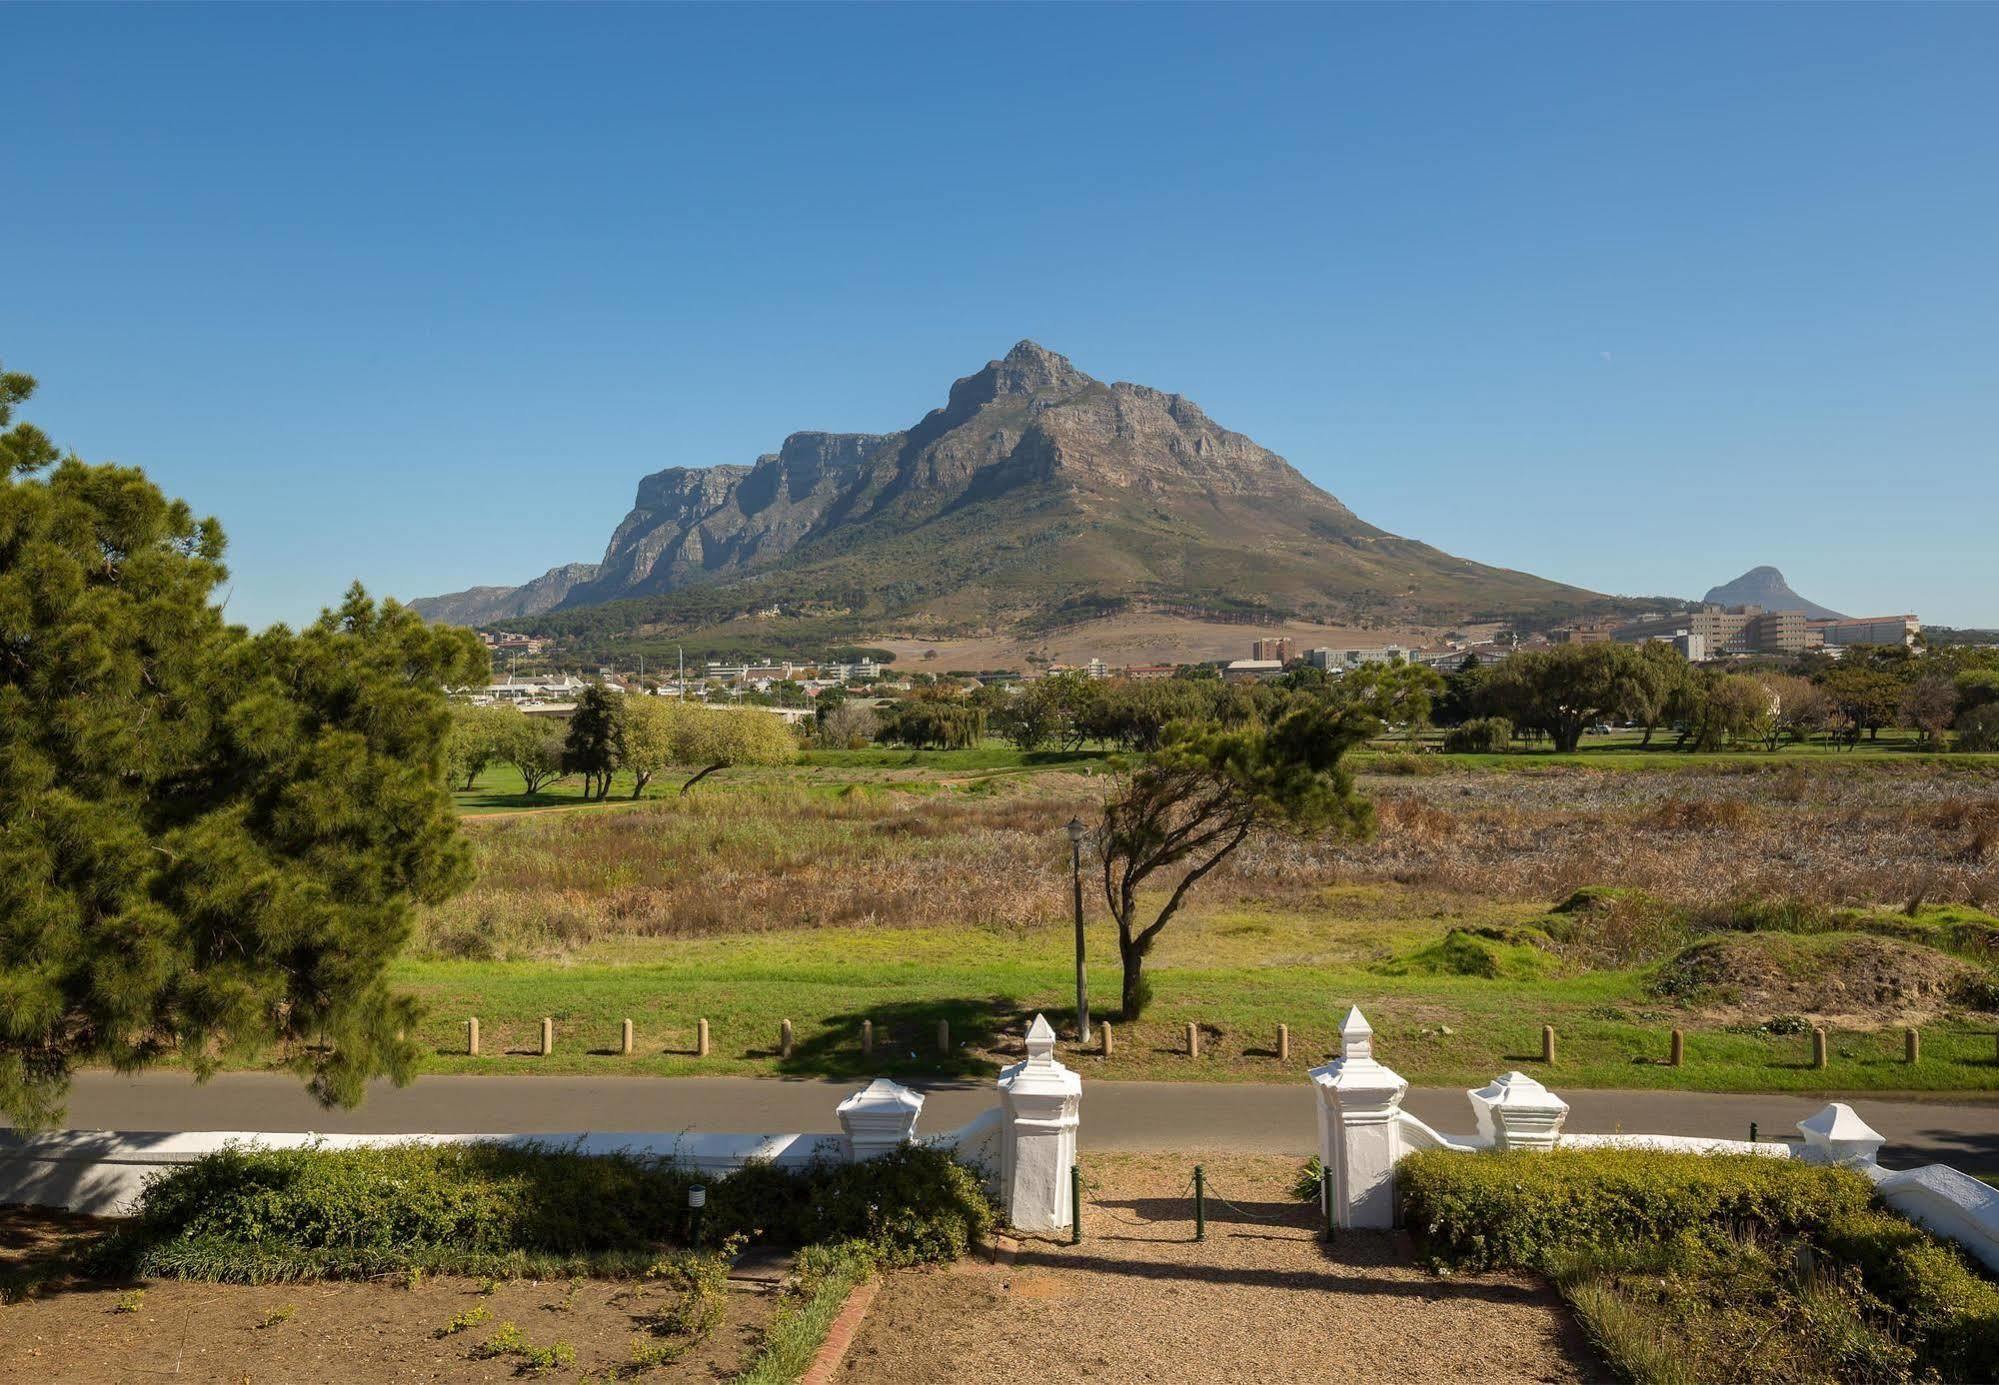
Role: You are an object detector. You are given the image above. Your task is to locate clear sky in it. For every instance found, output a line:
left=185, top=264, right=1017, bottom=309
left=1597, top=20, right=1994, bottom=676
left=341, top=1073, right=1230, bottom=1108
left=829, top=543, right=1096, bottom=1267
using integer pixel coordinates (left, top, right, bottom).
left=7, top=4, right=1996, bottom=629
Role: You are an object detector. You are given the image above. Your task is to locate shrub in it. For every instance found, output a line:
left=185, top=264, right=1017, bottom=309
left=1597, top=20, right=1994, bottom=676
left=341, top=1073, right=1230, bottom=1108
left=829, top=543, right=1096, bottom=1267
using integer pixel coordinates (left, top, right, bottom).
left=1823, top=1209, right=1999, bottom=1379
left=1403, top=1148, right=1999, bottom=1383
left=1399, top=1148, right=1874, bottom=1274
left=1442, top=717, right=1512, bottom=754
left=1956, top=704, right=1999, bottom=753
left=111, top=1140, right=993, bottom=1282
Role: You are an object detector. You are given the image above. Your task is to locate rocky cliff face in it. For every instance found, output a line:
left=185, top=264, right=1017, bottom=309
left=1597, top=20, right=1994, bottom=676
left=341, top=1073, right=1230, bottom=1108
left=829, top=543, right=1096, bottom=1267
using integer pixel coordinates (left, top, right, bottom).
left=413, top=342, right=1600, bottom=630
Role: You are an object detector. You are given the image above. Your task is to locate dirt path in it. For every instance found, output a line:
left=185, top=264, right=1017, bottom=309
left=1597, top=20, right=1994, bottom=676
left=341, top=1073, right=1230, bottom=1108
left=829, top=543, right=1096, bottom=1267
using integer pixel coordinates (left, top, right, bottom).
left=844, top=1154, right=1601, bottom=1385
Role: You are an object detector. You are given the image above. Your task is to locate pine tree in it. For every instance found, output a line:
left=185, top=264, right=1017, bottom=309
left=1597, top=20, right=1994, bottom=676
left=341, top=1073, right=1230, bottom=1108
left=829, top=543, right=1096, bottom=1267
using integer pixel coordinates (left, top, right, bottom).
left=0, top=366, right=486, bottom=1126
left=562, top=684, right=624, bottom=800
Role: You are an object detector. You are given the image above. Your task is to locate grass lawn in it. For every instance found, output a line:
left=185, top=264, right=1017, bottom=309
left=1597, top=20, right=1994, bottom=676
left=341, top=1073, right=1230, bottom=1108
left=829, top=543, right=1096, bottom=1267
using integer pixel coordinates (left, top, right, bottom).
left=387, top=900, right=1999, bottom=1093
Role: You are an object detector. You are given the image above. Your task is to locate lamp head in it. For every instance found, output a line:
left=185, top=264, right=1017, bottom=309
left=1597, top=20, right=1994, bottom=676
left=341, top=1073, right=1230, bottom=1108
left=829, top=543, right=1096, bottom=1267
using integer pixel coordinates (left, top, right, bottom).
left=1065, top=817, right=1086, bottom=845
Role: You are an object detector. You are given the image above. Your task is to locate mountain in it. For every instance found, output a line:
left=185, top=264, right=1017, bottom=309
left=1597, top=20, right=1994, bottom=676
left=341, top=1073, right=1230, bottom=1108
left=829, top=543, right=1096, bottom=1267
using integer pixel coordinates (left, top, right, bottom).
left=1702, top=566, right=1847, bottom=621
left=413, top=342, right=1614, bottom=639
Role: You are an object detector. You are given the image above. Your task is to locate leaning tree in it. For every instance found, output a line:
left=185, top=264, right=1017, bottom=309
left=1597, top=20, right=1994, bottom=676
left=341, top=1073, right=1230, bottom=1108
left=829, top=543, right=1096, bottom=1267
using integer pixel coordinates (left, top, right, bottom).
left=1096, top=701, right=1376, bottom=1019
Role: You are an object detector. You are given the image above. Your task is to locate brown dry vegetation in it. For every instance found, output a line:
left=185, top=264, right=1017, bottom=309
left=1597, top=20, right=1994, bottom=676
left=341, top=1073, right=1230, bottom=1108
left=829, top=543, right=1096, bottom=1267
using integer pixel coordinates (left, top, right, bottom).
left=418, top=766, right=1999, bottom=962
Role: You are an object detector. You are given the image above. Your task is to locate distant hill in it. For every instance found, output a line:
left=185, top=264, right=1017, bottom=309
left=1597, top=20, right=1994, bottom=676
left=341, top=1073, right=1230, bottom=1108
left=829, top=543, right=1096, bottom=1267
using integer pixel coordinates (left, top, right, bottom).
left=1702, top=566, right=1848, bottom=621
left=414, top=342, right=1625, bottom=642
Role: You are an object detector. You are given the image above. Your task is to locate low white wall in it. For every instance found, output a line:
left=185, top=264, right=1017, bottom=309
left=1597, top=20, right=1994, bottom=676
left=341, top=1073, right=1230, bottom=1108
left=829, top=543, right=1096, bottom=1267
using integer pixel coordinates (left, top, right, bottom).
left=0, top=1038, right=1061, bottom=1232
left=0, top=1129, right=851, bottom=1218
left=1318, top=1009, right=1999, bottom=1277
left=1870, top=1163, right=1999, bottom=1275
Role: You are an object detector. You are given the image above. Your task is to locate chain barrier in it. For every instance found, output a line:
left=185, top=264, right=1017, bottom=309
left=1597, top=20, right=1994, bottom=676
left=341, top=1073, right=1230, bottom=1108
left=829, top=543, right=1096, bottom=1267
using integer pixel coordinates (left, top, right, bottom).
left=1071, top=1165, right=1308, bottom=1243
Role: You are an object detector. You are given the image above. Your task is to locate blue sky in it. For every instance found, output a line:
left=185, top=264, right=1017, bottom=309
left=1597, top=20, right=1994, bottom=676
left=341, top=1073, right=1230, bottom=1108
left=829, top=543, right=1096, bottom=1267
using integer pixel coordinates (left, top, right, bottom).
left=7, top=4, right=1996, bottom=629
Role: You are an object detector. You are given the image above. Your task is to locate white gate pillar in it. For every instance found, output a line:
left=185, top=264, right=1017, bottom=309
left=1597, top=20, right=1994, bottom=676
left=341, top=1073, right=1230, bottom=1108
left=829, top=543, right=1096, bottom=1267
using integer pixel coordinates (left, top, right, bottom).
left=837, top=1078, right=924, bottom=1161
left=1310, top=1007, right=1409, bottom=1230
left=997, top=1014, right=1081, bottom=1233
left=1469, top=1071, right=1570, bottom=1151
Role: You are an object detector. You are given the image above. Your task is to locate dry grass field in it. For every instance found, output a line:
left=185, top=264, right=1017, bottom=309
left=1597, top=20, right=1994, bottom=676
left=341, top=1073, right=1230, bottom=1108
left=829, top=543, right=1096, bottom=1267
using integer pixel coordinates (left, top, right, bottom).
left=379, top=756, right=1999, bottom=1093
left=421, top=762, right=1999, bottom=961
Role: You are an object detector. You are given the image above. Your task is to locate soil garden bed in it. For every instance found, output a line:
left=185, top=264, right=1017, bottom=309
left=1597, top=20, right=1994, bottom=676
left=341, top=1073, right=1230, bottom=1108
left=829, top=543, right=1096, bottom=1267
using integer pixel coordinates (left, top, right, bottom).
left=1, top=1204, right=777, bottom=1382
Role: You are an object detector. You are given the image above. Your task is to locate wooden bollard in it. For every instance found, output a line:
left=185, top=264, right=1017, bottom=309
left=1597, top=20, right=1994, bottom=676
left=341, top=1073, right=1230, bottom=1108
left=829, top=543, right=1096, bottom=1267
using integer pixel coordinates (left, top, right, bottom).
left=937, top=1019, right=951, bottom=1053
left=1812, top=1027, right=1829, bottom=1070
left=539, top=1017, right=553, bottom=1057
left=861, top=1020, right=873, bottom=1056
left=467, top=1018, right=480, bottom=1057
left=620, top=1018, right=634, bottom=1057
left=1277, top=1024, right=1290, bottom=1064
left=1101, top=1022, right=1114, bottom=1057
left=696, top=1017, right=710, bottom=1058
left=1905, top=1028, right=1920, bottom=1065
left=1669, top=1028, right=1684, bottom=1067
left=1541, top=1024, right=1556, bottom=1065
left=780, top=1019, right=794, bottom=1058
left=1186, top=1022, right=1200, bottom=1059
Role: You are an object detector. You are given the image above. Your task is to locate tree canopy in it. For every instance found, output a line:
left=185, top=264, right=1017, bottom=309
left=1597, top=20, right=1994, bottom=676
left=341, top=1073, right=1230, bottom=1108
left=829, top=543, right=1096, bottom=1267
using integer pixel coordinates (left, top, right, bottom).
left=1097, top=701, right=1375, bottom=1018
left=0, top=367, right=485, bottom=1124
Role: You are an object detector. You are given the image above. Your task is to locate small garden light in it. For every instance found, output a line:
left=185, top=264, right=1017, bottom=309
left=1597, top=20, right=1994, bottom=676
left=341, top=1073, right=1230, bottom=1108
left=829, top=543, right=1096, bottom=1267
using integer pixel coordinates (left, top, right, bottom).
left=687, top=1184, right=707, bottom=1245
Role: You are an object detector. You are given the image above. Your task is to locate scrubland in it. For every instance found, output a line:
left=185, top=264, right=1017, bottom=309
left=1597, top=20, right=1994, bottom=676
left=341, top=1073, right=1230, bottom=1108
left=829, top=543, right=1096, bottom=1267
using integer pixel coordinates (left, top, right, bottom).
left=392, top=755, right=1999, bottom=1092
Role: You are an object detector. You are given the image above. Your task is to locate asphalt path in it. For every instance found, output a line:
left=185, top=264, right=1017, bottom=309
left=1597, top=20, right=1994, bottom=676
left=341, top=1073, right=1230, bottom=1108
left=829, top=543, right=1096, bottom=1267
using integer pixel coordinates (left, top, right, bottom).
left=19, top=1073, right=1999, bottom=1170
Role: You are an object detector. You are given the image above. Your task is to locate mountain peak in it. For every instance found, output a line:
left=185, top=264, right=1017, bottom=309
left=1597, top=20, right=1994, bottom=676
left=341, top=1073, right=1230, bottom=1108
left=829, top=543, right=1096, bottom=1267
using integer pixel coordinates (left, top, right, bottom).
left=1703, top=565, right=1848, bottom=621
left=412, top=344, right=1606, bottom=632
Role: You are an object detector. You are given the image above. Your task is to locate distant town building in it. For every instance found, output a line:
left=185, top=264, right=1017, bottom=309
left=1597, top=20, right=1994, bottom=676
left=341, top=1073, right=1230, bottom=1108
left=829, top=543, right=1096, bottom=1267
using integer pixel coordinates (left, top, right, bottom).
left=1817, top=615, right=1921, bottom=648
left=1306, top=645, right=1407, bottom=670
left=1251, top=637, right=1297, bottom=664
left=1223, top=658, right=1286, bottom=682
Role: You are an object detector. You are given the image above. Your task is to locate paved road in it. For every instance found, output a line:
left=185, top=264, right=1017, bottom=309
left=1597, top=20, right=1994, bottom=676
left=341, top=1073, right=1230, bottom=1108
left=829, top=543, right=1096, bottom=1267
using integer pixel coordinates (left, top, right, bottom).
left=21, top=1073, right=1999, bottom=1170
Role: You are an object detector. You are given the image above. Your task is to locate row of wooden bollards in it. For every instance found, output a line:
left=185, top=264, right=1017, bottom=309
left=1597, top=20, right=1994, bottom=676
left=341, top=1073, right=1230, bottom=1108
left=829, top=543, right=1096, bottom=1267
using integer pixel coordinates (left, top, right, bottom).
left=464, top=1017, right=962, bottom=1059
left=465, top=1017, right=711, bottom=1058
left=461, top=1017, right=1969, bottom=1067
left=1535, top=1023, right=1939, bottom=1069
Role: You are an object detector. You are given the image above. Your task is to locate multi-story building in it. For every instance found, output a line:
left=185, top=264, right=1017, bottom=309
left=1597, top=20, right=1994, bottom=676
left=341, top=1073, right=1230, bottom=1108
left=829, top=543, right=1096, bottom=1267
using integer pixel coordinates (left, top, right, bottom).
left=1738, top=608, right=1811, bottom=655
left=1818, top=615, right=1920, bottom=648
left=1251, top=637, right=1297, bottom=664
left=1307, top=645, right=1408, bottom=670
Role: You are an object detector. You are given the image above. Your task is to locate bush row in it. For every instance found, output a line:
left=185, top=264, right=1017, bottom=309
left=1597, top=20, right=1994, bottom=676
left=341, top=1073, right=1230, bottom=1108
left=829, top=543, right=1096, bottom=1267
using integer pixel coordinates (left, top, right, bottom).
left=1401, top=1147, right=1999, bottom=1379
left=103, top=1140, right=992, bottom=1282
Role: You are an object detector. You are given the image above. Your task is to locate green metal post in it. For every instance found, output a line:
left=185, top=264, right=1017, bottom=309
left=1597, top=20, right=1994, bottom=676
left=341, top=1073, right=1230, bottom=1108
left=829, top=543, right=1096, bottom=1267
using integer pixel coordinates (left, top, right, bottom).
left=1750, top=1121, right=1759, bottom=1145
left=1193, top=1165, right=1206, bottom=1242
left=1321, top=1166, right=1335, bottom=1241
left=1070, top=1165, right=1083, bottom=1245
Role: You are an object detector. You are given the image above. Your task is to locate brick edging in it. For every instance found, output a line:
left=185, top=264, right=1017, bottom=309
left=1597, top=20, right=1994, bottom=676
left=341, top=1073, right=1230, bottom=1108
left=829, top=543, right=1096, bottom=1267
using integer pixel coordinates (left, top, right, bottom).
left=798, top=1275, right=881, bottom=1385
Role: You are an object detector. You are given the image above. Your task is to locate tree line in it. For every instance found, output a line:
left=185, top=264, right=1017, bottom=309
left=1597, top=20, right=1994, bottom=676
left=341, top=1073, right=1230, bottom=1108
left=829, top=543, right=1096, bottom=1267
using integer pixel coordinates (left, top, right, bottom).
left=1447, top=641, right=1999, bottom=753
left=449, top=688, right=798, bottom=800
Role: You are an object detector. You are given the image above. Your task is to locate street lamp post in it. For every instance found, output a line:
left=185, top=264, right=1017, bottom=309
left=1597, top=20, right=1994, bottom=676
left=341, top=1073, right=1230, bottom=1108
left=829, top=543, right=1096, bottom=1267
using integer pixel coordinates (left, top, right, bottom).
left=1066, top=817, right=1091, bottom=1045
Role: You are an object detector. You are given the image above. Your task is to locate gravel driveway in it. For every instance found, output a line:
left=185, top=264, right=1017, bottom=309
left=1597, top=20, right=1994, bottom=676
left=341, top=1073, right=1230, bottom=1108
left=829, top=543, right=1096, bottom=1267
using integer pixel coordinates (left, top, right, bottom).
left=842, top=1153, right=1601, bottom=1384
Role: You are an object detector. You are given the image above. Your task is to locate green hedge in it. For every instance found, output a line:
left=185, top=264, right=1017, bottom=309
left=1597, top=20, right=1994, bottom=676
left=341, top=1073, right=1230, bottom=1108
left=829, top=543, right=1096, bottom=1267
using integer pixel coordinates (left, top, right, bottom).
left=1400, top=1147, right=1874, bottom=1273
left=1824, top=1209, right=1999, bottom=1379
left=1402, top=1148, right=1999, bottom=1382
left=106, top=1140, right=991, bottom=1282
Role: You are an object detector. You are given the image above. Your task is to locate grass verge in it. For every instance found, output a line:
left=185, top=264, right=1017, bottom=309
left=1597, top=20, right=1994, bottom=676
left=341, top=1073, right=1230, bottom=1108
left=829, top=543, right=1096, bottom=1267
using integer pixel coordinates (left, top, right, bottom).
left=730, top=1241, right=878, bottom=1385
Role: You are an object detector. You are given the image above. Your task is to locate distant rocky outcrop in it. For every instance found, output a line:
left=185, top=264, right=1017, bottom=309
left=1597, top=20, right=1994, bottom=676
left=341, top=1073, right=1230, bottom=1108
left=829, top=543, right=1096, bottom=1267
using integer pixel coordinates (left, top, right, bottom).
left=1702, top=566, right=1847, bottom=621
left=413, top=342, right=1609, bottom=634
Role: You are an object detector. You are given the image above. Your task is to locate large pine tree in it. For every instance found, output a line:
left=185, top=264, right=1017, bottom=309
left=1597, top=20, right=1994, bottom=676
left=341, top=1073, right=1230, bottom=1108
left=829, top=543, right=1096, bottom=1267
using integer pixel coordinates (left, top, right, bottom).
left=0, top=365, right=486, bottom=1126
